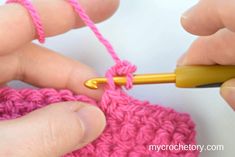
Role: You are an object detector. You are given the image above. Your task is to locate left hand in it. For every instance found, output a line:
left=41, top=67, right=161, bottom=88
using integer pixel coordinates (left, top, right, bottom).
left=0, top=0, right=119, bottom=156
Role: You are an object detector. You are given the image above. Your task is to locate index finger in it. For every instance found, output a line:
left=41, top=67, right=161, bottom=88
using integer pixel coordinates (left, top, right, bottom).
left=180, top=0, right=235, bottom=36
left=0, top=0, right=119, bottom=54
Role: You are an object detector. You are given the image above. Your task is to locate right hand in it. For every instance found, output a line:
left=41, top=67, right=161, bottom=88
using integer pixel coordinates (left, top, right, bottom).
left=179, top=0, right=235, bottom=111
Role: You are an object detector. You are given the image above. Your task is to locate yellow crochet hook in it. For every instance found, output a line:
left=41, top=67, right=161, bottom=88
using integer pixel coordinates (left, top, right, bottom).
left=84, top=65, right=235, bottom=89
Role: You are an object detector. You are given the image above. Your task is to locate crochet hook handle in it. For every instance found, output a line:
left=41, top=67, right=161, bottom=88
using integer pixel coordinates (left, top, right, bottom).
left=175, top=65, right=235, bottom=88
left=84, top=65, right=235, bottom=89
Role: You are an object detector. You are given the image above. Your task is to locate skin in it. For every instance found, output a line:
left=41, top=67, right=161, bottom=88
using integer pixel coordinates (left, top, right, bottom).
left=179, top=0, right=235, bottom=111
left=0, top=0, right=233, bottom=156
left=0, top=0, right=119, bottom=156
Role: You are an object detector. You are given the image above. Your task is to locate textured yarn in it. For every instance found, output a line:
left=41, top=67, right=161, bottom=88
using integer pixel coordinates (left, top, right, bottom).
left=2, top=0, right=199, bottom=157
left=6, top=0, right=45, bottom=43
left=68, top=0, right=137, bottom=90
left=0, top=88, right=198, bottom=157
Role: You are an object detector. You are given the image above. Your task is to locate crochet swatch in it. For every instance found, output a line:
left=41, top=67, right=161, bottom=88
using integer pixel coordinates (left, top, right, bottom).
left=0, top=88, right=198, bottom=157
left=3, top=0, right=199, bottom=156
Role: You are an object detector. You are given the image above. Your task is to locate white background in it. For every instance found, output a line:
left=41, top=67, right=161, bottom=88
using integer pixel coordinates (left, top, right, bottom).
left=1, top=0, right=235, bottom=157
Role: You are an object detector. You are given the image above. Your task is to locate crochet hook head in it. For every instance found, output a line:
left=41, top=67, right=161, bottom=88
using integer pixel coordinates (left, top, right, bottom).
left=84, top=73, right=176, bottom=89
left=85, top=65, right=235, bottom=89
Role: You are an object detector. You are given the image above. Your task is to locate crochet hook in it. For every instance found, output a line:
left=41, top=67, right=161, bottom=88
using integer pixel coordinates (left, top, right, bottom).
left=84, top=65, right=235, bottom=89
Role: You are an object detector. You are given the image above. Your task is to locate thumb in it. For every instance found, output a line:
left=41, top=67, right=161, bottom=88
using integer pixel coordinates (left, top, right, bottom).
left=0, top=102, right=106, bottom=157
left=221, top=79, right=235, bottom=111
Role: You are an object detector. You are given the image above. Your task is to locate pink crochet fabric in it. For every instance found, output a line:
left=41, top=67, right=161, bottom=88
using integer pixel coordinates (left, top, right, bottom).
left=0, top=88, right=198, bottom=157
left=3, top=0, right=199, bottom=157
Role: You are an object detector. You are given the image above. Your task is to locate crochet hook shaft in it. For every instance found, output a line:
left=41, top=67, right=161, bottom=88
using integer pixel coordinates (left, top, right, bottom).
left=84, top=65, right=235, bottom=89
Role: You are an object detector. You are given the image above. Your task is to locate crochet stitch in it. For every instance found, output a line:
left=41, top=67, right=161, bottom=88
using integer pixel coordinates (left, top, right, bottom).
left=0, top=88, right=198, bottom=157
left=2, top=0, right=199, bottom=157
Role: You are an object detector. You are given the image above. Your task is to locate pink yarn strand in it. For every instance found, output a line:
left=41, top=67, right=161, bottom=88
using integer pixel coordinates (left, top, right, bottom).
left=67, top=0, right=137, bottom=89
left=6, top=0, right=45, bottom=43
left=0, top=1, right=198, bottom=156
left=6, top=0, right=136, bottom=89
left=68, top=0, right=121, bottom=63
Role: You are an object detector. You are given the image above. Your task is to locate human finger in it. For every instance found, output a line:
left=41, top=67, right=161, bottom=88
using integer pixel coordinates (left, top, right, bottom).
left=0, top=43, right=104, bottom=100
left=0, top=101, right=106, bottom=157
left=0, top=0, right=119, bottom=54
left=177, top=29, right=235, bottom=66
left=181, top=0, right=235, bottom=36
left=220, top=79, right=235, bottom=111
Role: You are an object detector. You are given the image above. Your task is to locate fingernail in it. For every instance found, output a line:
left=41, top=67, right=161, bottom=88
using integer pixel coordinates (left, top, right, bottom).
left=221, top=85, right=235, bottom=111
left=177, top=53, right=187, bottom=66
left=76, top=106, right=106, bottom=144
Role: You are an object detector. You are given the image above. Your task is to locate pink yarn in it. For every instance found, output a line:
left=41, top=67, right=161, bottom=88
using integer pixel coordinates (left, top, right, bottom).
left=6, top=0, right=45, bottom=43
left=68, top=0, right=137, bottom=89
left=68, top=0, right=121, bottom=63
left=0, top=88, right=199, bottom=157
left=2, top=0, right=199, bottom=156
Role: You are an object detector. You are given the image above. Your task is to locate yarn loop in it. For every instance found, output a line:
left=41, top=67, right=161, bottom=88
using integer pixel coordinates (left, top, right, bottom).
left=2, top=1, right=199, bottom=157
left=6, top=0, right=45, bottom=43
left=106, top=61, right=137, bottom=90
left=68, top=0, right=137, bottom=89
